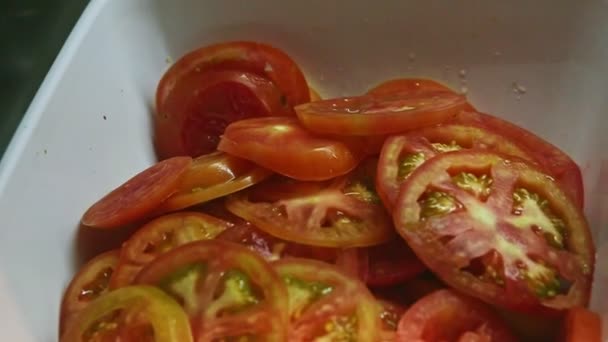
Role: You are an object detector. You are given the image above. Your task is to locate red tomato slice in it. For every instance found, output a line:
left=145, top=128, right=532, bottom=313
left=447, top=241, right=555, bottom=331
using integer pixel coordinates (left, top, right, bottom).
left=273, top=258, right=382, bottom=341
left=156, top=70, right=287, bottom=158
left=60, top=285, right=192, bottom=342
left=294, top=91, right=467, bottom=136
left=563, top=307, right=602, bottom=342
left=225, top=159, right=394, bottom=247
left=157, top=41, right=309, bottom=113
left=81, top=156, right=192, bottom=229
left=218, top=116, right=363, bottom=181
left=60, top=250, right=119, bottom=334
left=364, top=238, right=427, bottom=287
left=135, top=240, right=288, bottom=341
left=158, top=152, right=273, bottom=213
left=397, top=289, right=517, bottom=342
left=393, top=150, right=594, bottom=313
left=367, top=78, right=455, bottom=96
left=109, top=212, right=232, bottom=288
left=377, top=124, right=535, bottom=210
left=451, top=110, right=584, bottom=209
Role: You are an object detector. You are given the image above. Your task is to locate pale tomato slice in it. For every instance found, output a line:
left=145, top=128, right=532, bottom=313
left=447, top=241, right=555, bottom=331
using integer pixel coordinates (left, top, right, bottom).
left=81, top=157, right=192, bottom=229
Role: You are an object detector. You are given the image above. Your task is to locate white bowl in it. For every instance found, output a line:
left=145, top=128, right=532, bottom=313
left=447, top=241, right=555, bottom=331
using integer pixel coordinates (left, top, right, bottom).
left=0, top=0, right=606, bottom=340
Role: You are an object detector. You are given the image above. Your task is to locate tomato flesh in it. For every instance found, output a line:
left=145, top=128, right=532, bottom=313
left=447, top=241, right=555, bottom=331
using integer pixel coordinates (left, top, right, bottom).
left=563, top=307, right=602, bottom=342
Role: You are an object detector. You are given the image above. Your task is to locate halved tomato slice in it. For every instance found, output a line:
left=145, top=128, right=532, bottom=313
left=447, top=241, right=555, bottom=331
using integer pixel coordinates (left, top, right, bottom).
left=60, top=285, right=192, bottom=342
left=294, top=91, right=467, bottom=136
left=562, top=307, right=602, bottom=342
left=377, top=124, right=535, bottom=210
left=451, top=110, right=584, bottom=208
left=81, top=157, right=192, bottom=229
left=158, top=152, right=273, bottom=213
left=273, top=258, right=381, bottom=341
left=397, top=289, right=517, bottom=342
left=393, top=150, right=594, bottom=312
left=109, top=212, right=232, bottom=288
left=225, top=159, right=394, bottom=247
left=60, top=250, right=120, bottom=334
left=218, top=116, right=364, bottom=181
left=135, top=240, right=288, bottom=341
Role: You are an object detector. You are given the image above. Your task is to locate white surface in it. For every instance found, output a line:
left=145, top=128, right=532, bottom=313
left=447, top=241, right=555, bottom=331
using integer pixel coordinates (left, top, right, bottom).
left=0, top=0, right=607, bottom=340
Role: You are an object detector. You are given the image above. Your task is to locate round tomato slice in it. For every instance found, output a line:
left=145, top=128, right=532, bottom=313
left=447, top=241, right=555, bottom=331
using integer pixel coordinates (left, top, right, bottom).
left=110, top=212, right=232, bottom=288
left=157, top=41, right=309, bottom=114
left=367, top=78, right=455, bottom=96
left=81, top=157, right=192, bottom=229
left=397, top=289, right=517, bottom=342
left=563, top=307, right=602, bottom=342
left=393, top=150, right=594, bottom=312
left=226, top=159, right=394, bottom=247
left=158, top=152, right=273, bottom=212
left=156, top=70, right=287, bottom=158
left=364, top=238, right=427, bottom=287
left=60, top=250, right=120, bottom=334
left=451, top=110, right=584, bottom=208
left=60, top=285, right=192, bottom=342
left=218, top=117, right=363, bottom=181
left=273, top=258, right=381, bottom=341
left=294, top=91, right=467, bottom=136
left=377, top=124, right=535, bottom=210
left=135, top=240, right=288, bottom=341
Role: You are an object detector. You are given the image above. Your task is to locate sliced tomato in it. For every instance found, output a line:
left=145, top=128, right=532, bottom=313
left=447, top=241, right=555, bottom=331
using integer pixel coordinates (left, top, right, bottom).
left=155, top=69, right=288, bottom=158
left=309, top=87, right=322, bottom=101
left=451, top=110, right=584, bottom=208
left=367, top=78, right=455, bottom=96
left=364, top=238, right=427, bottom=287
left=60, top=285, right=192, bottom=342
left=397, top=289, right=517, bottom=342
left=109, top=212, right=232, bottom=288
left=60, top=250, right=120, bottom=334
left=135, top=240, right=288, bottom=341
left=393, top=150, right=594, bottom=312
left=157, top=41, right=309, bottom=113
left=225, top=159, right=394, bottom=247
left=294, top=91, right=467, bottom=136
left=377, top=124, right=535, bottom=210
left=158, top=152, right=273, bottom=212
left=218, top=116, right=363, bottom=181
left=273, top=258, right=381, bottom=341
left=81, top=157, right=192, bottom=229
left=562, top=307, right=602, bottom=342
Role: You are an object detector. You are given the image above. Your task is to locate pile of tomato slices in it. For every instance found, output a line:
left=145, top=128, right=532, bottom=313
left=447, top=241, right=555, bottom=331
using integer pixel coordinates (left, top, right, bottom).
left=62, top=41, right=601, bottom=342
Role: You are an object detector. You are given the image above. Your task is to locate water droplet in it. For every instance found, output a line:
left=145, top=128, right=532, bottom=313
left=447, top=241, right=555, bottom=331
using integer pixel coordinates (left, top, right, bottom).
left=460, top=86, right=468, bottom=94
left=362, top=17, right=370, bottom=23
left=459, top=69, right=467, bottom=78
left=494, top=51, right=502, bottom=58
left=408, top=53, right=416, bottom=62
left=512, top=82, right=527, bottom=95
left=319, top=75, right=325, bottom=81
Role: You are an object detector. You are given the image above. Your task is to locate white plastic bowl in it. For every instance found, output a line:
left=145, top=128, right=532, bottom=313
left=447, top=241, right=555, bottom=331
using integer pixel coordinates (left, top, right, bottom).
left=0, top=0, right=606, bottom=340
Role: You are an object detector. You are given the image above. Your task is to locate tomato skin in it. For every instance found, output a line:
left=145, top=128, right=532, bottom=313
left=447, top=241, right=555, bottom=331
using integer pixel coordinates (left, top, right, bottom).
left=157, top=41, right=309, bottom=113
left=364, top=238, right=427, bottom=287
left=218, top=117, right=363, bottom=181
left=450, top=110, right=584, bottom=209
left=295, top=91, right=467, bottom=136
left=60, top=250, right=120, bottom=334
left=81, top=156, right=192, bottom=229
left=562, top=307, right=602, bottom=342
left=393, top=150, right=594, bottom=313
left=367, top=78, right=455, bottom=96
left=109, top=212, right=232, bottom=288
left=396, top=289, right=517, bottom=342
left=60, top=285, right=193, bottom=342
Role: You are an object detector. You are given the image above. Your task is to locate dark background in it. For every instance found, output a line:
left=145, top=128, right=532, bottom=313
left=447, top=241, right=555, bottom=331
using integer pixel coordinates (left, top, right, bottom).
left=0, top=0, right=89, bottom=157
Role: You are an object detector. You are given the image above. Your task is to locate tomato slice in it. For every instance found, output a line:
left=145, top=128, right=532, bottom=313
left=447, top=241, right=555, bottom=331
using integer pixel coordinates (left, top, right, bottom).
left=377, top=124, right=535, bottom=210
left=135, top=240, right=288, bottom=341
left=273, top=258, right=381, bottom=341
left=367, top=78, right=455, bottom=96
left=158, top=152, right=273, bottom=212
left=81, top=157, right=192, bottom=229
left=60, top=285, right=192, bottom=342
left=60, top=250, right=120, bottom=334
left=157, top=41, right=309, bottom=114
left=451, top=110, right=584, bottom=208
left=218, top=116, right=363, bottom=181
left=109, top=212, right=232, bottom=288
left=225, top=159, right=394, bottom=247
left=294, top=91, right=467, bottom=136
left=397, top=289, right=517, bottom=342
left=364, top=238, right=427, bottom=287
left=393, top=150, right=594, bottom=312
left=563, top=307, right=602, bottom=342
